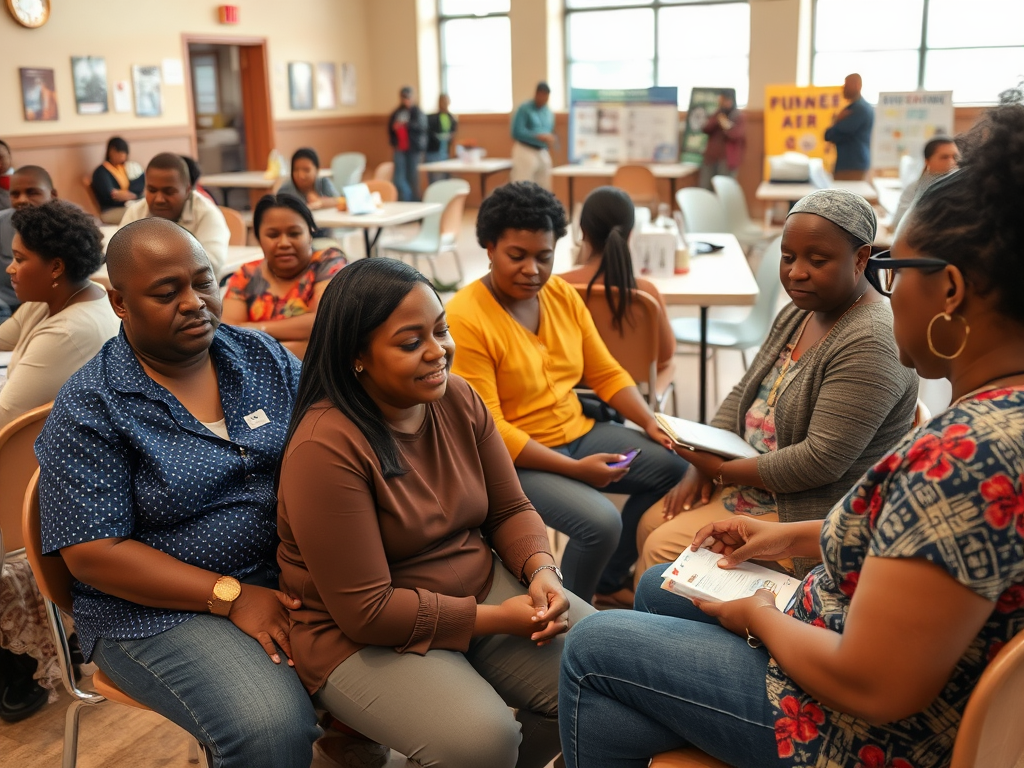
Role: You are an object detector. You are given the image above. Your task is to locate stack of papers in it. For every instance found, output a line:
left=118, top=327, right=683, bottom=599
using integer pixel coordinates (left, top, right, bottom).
left=660, top=546, right=800, bottom=611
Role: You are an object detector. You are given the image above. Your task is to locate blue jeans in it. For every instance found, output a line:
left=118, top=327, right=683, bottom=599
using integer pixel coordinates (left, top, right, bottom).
left=517, top=422, right=687, bottom=601
left=92, top=569, right=320, bottom=768
left=425, top=144, right=450, bottom=184
left=558, top=566, right=782, bottom=768
left=393, top=149, right=422, bottom=201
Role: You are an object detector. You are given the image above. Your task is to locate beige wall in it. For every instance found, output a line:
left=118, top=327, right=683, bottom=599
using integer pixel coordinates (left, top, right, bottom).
left=0, top=0, right=374, bottom=139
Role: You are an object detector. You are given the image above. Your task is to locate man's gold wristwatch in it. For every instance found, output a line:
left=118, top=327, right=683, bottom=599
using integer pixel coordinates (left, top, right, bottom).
left=207, top=575, right=242, bottom=617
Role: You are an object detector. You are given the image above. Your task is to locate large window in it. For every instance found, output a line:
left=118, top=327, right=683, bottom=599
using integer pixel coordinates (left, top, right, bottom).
left=813, top=0, right=1024, bottom=104
left=565, top=0, right=751, bottom=106
left=439, top=0, right=512, bottom=113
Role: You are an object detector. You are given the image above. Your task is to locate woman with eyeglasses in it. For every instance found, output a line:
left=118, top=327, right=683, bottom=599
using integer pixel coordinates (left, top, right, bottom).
left=559, top=95, right=1024, bottom=768
left=635, top=187, right=919, bottom=582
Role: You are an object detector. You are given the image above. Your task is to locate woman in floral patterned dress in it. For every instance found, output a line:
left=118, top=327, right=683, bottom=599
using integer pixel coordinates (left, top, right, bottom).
left=222, top=193, right=345, bottom=359
left=559, top=95, right=1024, bottom=768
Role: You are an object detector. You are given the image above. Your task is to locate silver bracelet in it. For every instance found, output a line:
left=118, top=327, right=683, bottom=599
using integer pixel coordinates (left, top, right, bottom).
left=528, top=564, right=563, bottom=585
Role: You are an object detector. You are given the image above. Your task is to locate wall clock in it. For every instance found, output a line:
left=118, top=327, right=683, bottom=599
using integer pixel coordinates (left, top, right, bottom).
left=7, top=0, right=50, bottom=28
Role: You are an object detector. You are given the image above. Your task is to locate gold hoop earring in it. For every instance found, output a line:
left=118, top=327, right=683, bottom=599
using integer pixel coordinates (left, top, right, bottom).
left=927, top=312, right=970, bottom=360
left=353, top=363, right=363, bottom=374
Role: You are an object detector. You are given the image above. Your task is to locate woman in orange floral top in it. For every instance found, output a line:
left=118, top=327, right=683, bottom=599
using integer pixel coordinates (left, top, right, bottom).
left=223, top=193, right=346, bottom=359
left=559, top=97, right=1024, bottom=768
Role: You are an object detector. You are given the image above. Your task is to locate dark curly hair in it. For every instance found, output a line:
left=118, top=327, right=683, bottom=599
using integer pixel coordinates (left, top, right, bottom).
left=902, top=90, right=1024, bottom=325
left=475, top=181, right=568, bottom=248
left=12, top=200, right=104, bottom=282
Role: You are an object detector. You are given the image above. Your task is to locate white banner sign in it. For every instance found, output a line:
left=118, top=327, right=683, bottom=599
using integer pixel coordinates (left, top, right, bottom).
left=872, top=91, right=954, bottom=169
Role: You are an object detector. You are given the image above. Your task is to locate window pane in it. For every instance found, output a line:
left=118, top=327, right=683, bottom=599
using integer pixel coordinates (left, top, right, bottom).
left=927, top=0, right=1024, bottom=48
left=925, top=47, right=1024, bottom=103
left=570, top=61, right=655, bottom=90
left=439, top=0, right=509, bottom=16
left=815, top=0, right=923, bottom=52
left=659, top=4, right=749, bottom=58
left=442, top=17, right=512, bottom=112
left=568, top=9, right=655, bottom=61
left=566, top=0, right=648, bottom=8
left=813, top=50, right=920, bottom=102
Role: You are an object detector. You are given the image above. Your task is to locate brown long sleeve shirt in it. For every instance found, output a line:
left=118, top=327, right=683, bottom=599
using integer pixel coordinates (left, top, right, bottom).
left=277, top=375, right=552, bottom=693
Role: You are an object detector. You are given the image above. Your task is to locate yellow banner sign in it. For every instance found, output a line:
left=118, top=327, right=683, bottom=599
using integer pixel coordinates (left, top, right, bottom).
left=763, top=84, right=845, bottom=176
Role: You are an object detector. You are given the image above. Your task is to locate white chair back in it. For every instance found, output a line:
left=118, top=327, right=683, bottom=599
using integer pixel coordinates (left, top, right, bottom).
left=676, top=187, right=728, bottom=233
left=731, top=235, right=783, bottom=347
left=711, top=175, right=755, bottom=236
left=330, top=152, right=367, bottom=189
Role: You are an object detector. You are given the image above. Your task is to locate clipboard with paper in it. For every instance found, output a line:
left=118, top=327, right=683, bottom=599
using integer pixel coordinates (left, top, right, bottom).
left=655, top=413, right=760, bottom=460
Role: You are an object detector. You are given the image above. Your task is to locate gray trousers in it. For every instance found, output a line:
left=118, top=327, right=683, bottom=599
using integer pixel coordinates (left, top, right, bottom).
left=700, top=160, right=736, bottom=191
left=317, top=561, right=594, bottom=768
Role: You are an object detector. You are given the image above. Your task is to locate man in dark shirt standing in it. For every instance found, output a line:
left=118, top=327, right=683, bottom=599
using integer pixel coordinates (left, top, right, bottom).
left=824, top=73, right=875, bottom=180
left=388, top=86, right=429, bottom=202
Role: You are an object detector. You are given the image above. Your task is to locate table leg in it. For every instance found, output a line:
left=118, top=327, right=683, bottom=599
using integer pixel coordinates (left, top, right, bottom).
left=567, top=177, right=575, bottom=214
left=669, top=178, right=677, bottom=208
left=699, top=306, right=709, bottom=423
left=480, top=173, right=488, bottom=200
left=363, top=229, right=373, bottom=258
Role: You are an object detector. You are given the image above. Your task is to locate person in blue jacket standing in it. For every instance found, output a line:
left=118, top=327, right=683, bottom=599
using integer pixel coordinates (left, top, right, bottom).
left=825, top=74, right=874, bottom=180
left=510, top=82, right=556, bottom=190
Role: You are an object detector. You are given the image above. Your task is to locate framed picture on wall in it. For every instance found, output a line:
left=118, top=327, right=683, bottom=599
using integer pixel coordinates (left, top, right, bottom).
left=71, top=56, right=109, bottom=114
left=132, top=65, right=162, bottom=117
left=19, top=67, right=59, bottom=121
left=289, top=62, right=314, bottom=110
left=316, top=62, right=337, bottom=110
left=340, top=63, right=357, bottom=106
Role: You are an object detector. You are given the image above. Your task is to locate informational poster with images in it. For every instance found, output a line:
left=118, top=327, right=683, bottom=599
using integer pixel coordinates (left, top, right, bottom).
left=289, top=62, right=314, bottom=111
left=569, top=87, right=678, bottom=164
left=71, top=56, right=108, bottom=114
left=316, top=62, right=337, bottom=110
left=763, top=84, right=845, bottom=175
left=871, top=91, right=954, bottom=169
left=340, top=63, right=357, bottom=106
left=132, top=65, right=163, bottom=117
left=680, top=87, right=735, bottom=165
left=19, top=67, right=58, bottom=121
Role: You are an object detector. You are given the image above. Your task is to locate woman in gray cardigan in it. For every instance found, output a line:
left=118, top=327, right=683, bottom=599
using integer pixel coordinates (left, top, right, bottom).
left=637, top=189, right=918, bottom=578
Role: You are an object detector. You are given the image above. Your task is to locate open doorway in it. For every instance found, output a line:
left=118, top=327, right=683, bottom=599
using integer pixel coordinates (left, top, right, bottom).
left=183, top=35, right=275, bottom=210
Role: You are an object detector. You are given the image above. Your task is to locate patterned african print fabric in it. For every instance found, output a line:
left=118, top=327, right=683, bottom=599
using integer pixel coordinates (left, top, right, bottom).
left=225, top=248, right=345, bottom=322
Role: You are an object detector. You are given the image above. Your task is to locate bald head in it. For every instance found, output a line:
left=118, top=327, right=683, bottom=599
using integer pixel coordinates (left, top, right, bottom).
left=844, top=73, right=863, bottom=100
left=106, top=218, right=208, bottom=290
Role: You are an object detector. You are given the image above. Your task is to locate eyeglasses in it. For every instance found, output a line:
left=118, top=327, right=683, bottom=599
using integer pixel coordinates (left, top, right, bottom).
left=866, top=250, right=948, bottom=297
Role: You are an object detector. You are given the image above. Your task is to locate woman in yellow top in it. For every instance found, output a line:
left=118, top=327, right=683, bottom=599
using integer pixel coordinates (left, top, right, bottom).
left=446, top=182, right=688, bottom=605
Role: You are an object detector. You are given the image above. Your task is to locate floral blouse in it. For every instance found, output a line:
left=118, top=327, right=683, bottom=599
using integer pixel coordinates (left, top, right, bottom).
left=765, top=386, right=1024, bottom=768
left=225, top=248, right=345, bottom=323
left=721, top=341, right=804, bottom=516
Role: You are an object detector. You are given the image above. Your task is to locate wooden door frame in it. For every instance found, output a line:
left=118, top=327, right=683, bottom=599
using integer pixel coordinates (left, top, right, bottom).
left=181, top=34, right=276, bottom=177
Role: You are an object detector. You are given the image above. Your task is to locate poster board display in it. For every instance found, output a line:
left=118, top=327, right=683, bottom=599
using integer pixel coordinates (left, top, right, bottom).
left=763, top=85, right=844, bottom=176
left=680, top=87, right=735, bottom=165
left=871, top=91, right=954, bottom=170
left=569, top=87, right=679, bottom=164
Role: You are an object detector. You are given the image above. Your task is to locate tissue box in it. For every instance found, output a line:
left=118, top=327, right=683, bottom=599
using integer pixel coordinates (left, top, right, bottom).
left=633, top=228, right=678, bottom=278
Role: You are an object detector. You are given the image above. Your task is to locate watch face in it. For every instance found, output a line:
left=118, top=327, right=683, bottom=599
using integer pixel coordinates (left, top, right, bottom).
left=214, top=577, right=242, bottom=601
left=10, top=0, right=49, bottom=27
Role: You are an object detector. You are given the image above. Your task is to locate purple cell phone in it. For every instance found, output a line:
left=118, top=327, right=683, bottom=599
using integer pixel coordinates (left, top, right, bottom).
left=608, top=448, right=642, bottom=469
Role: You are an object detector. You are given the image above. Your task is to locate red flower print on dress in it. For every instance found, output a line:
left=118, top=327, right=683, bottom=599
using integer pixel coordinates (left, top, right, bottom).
left=988, top=639, right=1006, bottom=663
left=972, top=387, right=1020, bottom=402
left=996, top=584, right=1024, bottom=614
left=980, top=474, right=1024, bottom=535
left=775, top=696, right=825, bottom=758
left=855, top=744, right=914, bottom=768
left=839, top=571, right=860, bottom=597
left=905, top=424, right=976, bottom=481
left=850, top=486, right=885, bottom=525
left=872, top=452, right=903, bottom=477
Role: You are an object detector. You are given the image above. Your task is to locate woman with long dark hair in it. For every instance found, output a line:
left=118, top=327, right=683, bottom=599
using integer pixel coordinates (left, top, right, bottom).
left=560, top=186, right=674, bottom=371
left=91, top=136, right=145, bottom=224
left=277, top=258, right=589, bottom=768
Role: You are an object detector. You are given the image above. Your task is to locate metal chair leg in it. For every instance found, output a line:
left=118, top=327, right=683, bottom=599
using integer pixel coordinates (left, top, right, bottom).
left=740, top=348, right=749, bottom=370
left=711, top=349, right=720, bottom=407
left=63, top=699, right=87, bottom=768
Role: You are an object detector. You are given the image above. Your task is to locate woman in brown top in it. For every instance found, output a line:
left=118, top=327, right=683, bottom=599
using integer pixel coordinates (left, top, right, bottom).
left=277, top=258, right=591, bottom=768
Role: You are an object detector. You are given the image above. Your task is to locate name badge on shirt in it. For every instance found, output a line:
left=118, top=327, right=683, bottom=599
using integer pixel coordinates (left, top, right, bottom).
left=244, top=409, right=271, bottom=430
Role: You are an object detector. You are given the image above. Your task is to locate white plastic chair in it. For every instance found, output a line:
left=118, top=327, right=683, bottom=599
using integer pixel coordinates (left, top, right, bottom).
left=383, top=179, right=470, bottom=286
left=671, top=236, right=783, bottom=395
left=676, top=187, right=728, bottom=233
left=330, top=152, right=367, bottom=189
left=711, top=175, right=768, bottom=249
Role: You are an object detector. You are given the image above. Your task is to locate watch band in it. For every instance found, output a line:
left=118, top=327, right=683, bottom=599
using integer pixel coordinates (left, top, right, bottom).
left=528, top=564, right=563, bottom=585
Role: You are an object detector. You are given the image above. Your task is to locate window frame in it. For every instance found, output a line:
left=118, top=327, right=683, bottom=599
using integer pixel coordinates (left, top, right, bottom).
left=563, top=0, right=751, bottom=103
left=438, top=1, right=512, bottom=114
left=810, top=0, right=1024, bottom=104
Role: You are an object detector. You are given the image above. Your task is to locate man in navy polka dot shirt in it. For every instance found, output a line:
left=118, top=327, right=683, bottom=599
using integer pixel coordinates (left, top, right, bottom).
left=36, top=219, right=320, bottom=767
